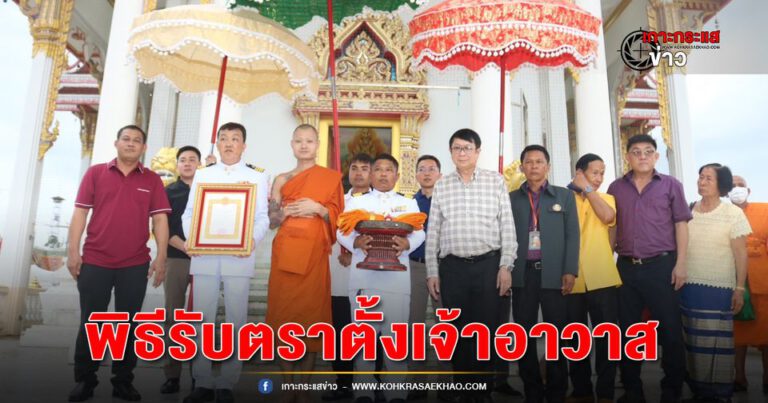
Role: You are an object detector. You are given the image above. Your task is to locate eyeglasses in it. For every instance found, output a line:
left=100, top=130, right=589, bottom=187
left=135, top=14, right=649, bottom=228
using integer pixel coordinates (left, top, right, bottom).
left=451, top=146, right=476, bottom=154
left=417, top=167, right=439, bottom=173
left=628, top=149, right=656, bottom=158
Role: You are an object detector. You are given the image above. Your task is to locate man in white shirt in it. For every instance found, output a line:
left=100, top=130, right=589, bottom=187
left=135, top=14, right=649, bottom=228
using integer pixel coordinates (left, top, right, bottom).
left=181, top=122, right=269, bottom=403
left=323, top=153, right=372, bottom=401
left=337, top=153, right=425, bottom=403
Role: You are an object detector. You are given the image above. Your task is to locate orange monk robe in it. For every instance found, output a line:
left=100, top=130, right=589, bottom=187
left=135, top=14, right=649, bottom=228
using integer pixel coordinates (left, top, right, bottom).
left=266, top=165, right=344, bottom=352
left=734, top=202, right=768, bottom=347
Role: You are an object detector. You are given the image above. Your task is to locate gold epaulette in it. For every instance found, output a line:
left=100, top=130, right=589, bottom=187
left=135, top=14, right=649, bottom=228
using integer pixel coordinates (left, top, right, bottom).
left=397, top=192, right=413, bottom=199
left=352, top=191, right=370, bottom=197
left=246, top=163, right=265, bottom=173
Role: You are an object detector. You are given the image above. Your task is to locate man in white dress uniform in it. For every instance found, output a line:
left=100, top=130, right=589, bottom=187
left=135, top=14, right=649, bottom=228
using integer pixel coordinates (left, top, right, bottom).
left=337, top=153, right=425, bottom=403
left=181, top=122, right=269, bottom=403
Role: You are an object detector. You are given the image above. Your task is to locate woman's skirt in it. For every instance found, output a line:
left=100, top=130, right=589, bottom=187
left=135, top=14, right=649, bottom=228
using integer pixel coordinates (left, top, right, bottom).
left=680, top=284, right=735, bottom=399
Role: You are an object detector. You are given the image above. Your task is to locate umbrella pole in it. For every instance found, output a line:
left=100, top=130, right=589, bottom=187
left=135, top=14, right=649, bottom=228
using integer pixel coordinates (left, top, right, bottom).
left=498, top=58, right=506, bottom=173
left=326, top=0, right=341, bottom=171
left=210, top=55, right=229, bottom=155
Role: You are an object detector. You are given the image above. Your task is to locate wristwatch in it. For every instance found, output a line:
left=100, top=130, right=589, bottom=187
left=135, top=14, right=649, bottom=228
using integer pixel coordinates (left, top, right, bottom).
left=584, top=185, right=594, bottom=194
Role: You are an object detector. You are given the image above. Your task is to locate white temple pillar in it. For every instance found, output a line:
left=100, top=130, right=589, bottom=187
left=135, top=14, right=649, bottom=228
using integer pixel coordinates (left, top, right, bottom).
left=540, top=69, right=571, bottom=186
left=470, top=67, right=512, bottom=172
left=0, top=0, right=73, bottom=335
left=146, top=81, right=177, bottom=158
left=665, top=74, right=696, bottom=200
left=574, top=0, right=617, bottom=186
left=91, top=0, right=143, bottom=165
left=197, top=95, right=243, bottom=159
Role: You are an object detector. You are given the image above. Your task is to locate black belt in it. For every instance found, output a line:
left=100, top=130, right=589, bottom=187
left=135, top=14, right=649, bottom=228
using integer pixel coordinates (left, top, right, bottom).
left=410, top=257, right=426, bottom=264
left=526, top=260, right=543, bottom=269
left=445, top=250, right=500, bottom=263
left=619, top=252, right=672, bottom=265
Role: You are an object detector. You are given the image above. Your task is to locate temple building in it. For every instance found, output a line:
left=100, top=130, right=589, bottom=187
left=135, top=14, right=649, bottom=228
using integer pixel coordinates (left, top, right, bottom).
left=0, top=0, right=731, bottom=339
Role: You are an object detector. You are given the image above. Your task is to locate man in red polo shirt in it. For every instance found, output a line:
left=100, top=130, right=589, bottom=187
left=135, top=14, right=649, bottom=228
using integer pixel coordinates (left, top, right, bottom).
left=66, top=125, right=171, bottom=402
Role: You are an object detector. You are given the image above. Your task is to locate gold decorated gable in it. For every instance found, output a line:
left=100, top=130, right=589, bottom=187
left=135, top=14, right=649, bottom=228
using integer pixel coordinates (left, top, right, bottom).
left=294, top=11, right=430, bottom=196
left=295, top=11, right=428, bottom=117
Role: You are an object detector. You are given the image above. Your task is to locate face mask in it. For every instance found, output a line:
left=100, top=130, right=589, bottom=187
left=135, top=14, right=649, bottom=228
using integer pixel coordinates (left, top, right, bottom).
left=729, top=187, right=749, bottom=204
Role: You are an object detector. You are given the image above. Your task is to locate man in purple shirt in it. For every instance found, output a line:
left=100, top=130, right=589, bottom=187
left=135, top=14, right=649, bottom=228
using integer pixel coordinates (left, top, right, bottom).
left=607, top=134, right=691, bottom=403
left=67, top=125, right=171, bottom=402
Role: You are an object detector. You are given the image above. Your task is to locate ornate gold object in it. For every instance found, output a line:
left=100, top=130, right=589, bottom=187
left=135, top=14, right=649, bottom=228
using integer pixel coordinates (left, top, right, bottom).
left=20, top=0, right=74, bottom=160
left=151, top=147, right=180, bottom=186
left=294, top=11, right=429, bottom=195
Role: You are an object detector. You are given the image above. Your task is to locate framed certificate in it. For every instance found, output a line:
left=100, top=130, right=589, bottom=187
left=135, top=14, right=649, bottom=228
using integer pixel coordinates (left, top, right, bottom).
left=187, top=183, right=257, bottom=255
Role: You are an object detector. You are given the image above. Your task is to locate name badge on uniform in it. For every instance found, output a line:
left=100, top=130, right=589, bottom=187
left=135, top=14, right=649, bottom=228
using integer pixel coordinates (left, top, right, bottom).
left=392, top=205, right=407, bottom=213
left=528, top=230, right=541, bottom=251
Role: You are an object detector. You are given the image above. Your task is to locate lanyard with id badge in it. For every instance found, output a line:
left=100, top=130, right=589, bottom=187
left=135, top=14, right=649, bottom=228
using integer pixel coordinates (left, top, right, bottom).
left=528, top=192, right=542, bottom=258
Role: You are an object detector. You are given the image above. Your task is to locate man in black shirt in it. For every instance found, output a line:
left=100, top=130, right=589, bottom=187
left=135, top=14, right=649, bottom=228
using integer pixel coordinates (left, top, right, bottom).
left=161, top=145, right=203, bottom=394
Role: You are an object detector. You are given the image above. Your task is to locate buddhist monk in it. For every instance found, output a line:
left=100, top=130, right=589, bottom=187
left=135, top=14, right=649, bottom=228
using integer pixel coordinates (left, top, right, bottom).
left=266, top=124, right=344, bottom=403
left=731, top=175, right=768, bottom=393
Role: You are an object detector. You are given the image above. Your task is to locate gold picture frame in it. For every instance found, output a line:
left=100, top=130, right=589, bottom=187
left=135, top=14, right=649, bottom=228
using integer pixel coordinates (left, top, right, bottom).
left=187, top=183, right=257, bottom=255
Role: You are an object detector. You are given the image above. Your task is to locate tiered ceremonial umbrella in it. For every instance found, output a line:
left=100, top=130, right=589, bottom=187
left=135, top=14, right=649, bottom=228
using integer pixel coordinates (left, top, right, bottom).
left=409, top=0, right=602, bottom=172
left=235, top=0, right=426, bottom=170
left=128, top=4, right=320, bottom=154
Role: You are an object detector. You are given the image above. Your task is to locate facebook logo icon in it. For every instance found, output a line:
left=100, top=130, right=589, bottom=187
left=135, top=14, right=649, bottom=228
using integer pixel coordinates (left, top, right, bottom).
left=258, top=378, right=273, bottom=394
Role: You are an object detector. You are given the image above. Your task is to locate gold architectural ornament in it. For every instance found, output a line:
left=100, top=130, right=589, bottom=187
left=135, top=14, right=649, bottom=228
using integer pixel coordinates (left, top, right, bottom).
left=503, top=160, right=527, bottom=192
left=75, top=106, right=98, bottom=159
left=647, top=2, right=674, bottom=152
left=566, top=66, right=581, bottom=85
left=654, top=64, right=673, bottom=152
left=294, top=111, right=321, bottom=132
left=144, top=0, right=157, bottom=13
left=19, top=0, right=75, bottom=160
left=151, top=147, right=180, bottom=187
left=295, top=11, right=429, bottom=195
left=336, top=31, right=393, bottom=82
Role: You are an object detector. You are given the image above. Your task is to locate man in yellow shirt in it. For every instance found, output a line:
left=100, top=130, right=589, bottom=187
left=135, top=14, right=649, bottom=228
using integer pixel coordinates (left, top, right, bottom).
left=565, top=153, right=622, bottom=403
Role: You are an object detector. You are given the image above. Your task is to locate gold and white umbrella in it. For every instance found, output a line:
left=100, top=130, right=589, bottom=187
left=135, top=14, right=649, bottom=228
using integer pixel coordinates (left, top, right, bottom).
left=128, top=4, right=320, bottom=146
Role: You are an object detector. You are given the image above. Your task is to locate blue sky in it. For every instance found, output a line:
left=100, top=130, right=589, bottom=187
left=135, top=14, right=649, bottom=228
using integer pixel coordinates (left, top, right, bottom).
left=0, top=4, right=766, bottom=243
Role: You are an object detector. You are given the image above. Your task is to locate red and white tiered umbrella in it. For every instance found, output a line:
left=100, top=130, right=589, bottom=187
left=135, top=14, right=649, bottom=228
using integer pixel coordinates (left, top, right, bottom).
left=410, top=0, right=602, bottom=172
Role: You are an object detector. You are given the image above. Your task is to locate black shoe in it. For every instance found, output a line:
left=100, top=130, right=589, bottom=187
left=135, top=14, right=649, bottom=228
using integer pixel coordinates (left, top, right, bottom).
left=161, top=378, right=180, bottom=394
left=68, top=381, right=97, bottom=402
left=763, top=383, right=768, bottom=394
left=407, top=390, right=428, bottom=401
left=617, top=392, right=646, bottom=403
left=355, top=397, right=375, bottom=403
left=323, top=386, right=354, bottom=401
left=390, top=399, right=407, bottom=403
left=216, top=389, right=235, bottom=403
left=375, top=390, right=387, bottom=403
left=184, top=387, right=216, bottom=403
left=112, top=383, right=141, bottom=401
left=732, top=381, right=747, bottom=392
left=493, top=383, right=523, bottom=397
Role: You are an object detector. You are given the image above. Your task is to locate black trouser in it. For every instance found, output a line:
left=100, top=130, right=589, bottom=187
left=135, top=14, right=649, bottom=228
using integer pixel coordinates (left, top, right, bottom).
left=495, top=294, right=512, bottom=385
left=330, top=295, right=353, bottom=387
left=617, top=253, right=685, bottom=398
left=439, top=253, right=501, bottom=396
left=74, top=263, right=149, bottom=386
left=512, top=264, right=569, bottom=403
left=566, top=286, right=619, bottom=399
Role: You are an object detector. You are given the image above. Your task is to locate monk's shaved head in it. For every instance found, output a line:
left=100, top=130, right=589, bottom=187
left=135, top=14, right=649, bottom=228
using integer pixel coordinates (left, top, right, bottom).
left=733, top=175, right=747, bottom=188
left=293, top=124, right=318, bottom=139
